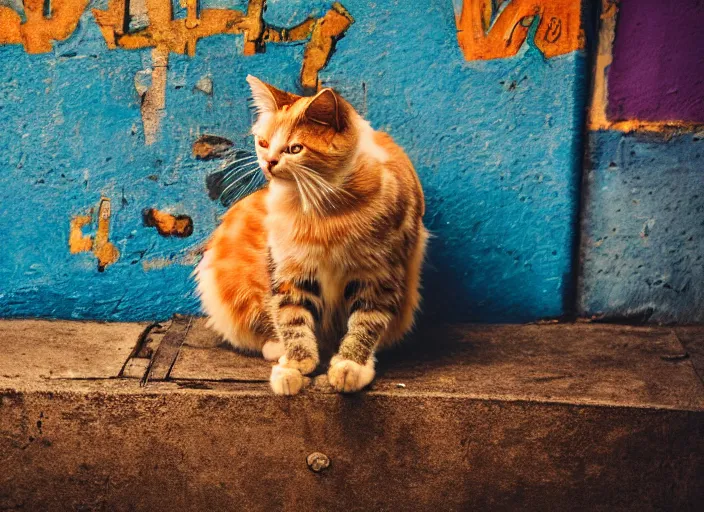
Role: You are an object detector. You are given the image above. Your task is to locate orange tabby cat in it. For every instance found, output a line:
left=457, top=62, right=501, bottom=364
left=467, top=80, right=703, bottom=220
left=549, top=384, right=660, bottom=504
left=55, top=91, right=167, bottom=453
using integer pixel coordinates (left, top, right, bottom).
left=195, top=76, right=427, bottom=395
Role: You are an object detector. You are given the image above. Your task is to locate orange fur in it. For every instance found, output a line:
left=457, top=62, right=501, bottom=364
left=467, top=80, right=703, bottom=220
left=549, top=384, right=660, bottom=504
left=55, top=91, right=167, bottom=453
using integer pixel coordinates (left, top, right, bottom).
left=195, top=76, right=427, bottom=394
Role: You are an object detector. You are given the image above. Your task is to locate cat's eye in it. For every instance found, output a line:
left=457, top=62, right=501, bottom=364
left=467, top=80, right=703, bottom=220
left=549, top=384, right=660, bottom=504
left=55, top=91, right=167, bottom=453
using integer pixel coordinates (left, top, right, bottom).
left=288, top=144, right=303, bottom=154
left=258, top=139, right=269, bottom=148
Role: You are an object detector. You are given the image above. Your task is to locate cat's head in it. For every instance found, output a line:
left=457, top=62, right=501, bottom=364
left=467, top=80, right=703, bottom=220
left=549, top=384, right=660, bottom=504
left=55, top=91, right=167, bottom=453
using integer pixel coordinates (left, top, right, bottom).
left=246, top=75, right=360, bottom=190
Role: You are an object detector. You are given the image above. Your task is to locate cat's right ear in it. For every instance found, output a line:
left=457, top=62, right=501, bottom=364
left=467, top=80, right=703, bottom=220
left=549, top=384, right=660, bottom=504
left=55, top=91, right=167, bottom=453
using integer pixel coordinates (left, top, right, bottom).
left=246, top=75, right=299, bottom=115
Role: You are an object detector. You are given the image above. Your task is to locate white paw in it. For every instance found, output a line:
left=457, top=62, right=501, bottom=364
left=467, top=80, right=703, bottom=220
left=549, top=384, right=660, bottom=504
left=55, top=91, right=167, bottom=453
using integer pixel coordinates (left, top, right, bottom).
left=327, top=356, right=375, bottom=393
left=278, top=355, right=317, bottom=375
left=270, top=365, right=305, bottom=396
left=262, top=341, right=285, bottom=361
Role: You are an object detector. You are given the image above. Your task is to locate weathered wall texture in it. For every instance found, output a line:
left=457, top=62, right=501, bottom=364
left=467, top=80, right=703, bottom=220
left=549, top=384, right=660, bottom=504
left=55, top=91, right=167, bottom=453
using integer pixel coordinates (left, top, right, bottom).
left=0, top=0, right=588, bottom=323
left=579, top=0, right=704, bottom=323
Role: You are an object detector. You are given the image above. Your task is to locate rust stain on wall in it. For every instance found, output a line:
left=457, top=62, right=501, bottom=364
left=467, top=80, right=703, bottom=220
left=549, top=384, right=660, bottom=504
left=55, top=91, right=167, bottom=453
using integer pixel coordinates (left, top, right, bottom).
left=0, top=0, right=89, bottom=53
left=143, top=208, right=194, bottom=238
left=69, top=198, right=120, bottom=272
left=455, top=0, right=583, bottom=61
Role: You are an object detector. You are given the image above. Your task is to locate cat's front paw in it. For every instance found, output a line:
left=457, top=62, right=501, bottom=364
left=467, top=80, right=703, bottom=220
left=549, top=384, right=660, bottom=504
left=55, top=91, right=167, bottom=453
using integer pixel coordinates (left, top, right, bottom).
left=327, top=356, right=375, bottom=393
left=278, top=355, right=318, bottom=375
left=269, top=356, right=318, bottom=395
left=270, top=365, right=305, bottom=395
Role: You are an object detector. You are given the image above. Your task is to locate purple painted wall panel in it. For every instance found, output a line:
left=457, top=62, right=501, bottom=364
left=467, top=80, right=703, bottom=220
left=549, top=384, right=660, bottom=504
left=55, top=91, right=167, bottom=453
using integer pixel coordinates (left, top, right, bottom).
left=607, top=0, right=704, bottom=123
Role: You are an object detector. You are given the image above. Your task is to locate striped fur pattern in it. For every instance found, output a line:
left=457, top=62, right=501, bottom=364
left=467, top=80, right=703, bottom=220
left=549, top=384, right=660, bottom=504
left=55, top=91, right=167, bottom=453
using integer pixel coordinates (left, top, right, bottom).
left=195, top=76, right=428, bottom=395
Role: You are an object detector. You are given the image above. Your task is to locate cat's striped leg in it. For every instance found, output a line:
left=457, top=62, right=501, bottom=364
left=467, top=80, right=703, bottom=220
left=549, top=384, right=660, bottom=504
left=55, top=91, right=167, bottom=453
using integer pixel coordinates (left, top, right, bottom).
left=269, top=277, right=322, bottom=395
left=328, top=275, right=403, bottom=392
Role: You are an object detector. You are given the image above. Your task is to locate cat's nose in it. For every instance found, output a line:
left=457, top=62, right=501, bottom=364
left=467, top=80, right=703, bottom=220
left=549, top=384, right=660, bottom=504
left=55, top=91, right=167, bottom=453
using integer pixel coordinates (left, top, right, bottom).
left=267, top=159, right=279, bottom=171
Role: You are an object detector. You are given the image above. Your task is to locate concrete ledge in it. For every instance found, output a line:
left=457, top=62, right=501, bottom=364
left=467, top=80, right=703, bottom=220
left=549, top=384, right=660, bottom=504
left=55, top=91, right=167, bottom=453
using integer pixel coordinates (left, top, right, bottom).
left=1, top=320, right=703, bottom=510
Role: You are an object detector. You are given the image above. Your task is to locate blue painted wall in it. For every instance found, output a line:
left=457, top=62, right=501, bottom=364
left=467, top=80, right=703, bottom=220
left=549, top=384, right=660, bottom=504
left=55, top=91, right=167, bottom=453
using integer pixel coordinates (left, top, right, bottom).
left=0, top=0, right=587, bottom=322
left=579, top=131, right=704, bottom=323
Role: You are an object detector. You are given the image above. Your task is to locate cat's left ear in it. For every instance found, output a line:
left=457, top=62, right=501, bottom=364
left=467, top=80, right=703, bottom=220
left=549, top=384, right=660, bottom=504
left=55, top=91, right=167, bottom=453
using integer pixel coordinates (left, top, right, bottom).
left=305, top=88, right=348, bottom=132
left=246, top=75, right=300, bottom=115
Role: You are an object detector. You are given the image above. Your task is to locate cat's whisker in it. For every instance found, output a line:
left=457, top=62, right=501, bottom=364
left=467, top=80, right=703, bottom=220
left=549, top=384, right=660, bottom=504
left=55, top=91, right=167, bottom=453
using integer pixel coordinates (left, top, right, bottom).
left=217, top=164, right=260, bottom=184
left=218, top=165, right=259, bottom=185
left=297, top=164, right=354, bottom=202
left=218, top=156, right=259, bottom=173
left=293, top=166, right=348, bottom=211
left=216, top=167, right=259, bottom=187
left=219, top=167, right=261, bottom=199
left=297, top=172, right=325, bottom=215
left=304, top=173, right=337, bottom=211
left=290, top=164, right=332, bottom=193
left=304, top=176, right=327, bottom=214
left=218, top=155, right=257, bottom=167
left=290, top=172, right=311, bottom=213
left=241, top=171, right=265, bottom=199
left=290, top=169, right=336, bottom=213
left=298, top=174, right=322, bottom=215
left=220, top=171, right=265, bottom=205
left=299, top=177, right=318, bottom=215
left=218, top=164, right=260, bottom=187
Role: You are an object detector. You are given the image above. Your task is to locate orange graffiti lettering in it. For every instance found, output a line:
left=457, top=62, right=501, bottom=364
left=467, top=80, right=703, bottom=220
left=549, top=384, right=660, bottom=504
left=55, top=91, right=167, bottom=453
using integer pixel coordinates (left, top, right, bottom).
left=1, top=1, right=353, bottom=92
left=69, top=198, right=120, bottom=272
left=0, top=0, right=89, bottom=53
left=93, top=0, right=354, bottom=91
left=455, top=0, right=583, bottom=61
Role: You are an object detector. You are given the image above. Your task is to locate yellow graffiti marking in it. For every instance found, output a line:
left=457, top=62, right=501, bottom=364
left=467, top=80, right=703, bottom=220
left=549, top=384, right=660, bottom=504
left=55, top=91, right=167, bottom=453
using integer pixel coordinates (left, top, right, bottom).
left=92, top=0, right=353, bottom=90
left=69, top=198, right=120, bottom=271
left=0, top=0, right=89, bottom=53
left=1, top=1, right=353, bottom=92
left=300, top=4, right=354, bottom=91
left=455, top=0, right=583, bottom=61
left=69, top=215, right=93, bottom=254
left=588, top=0, right=618, bottom=131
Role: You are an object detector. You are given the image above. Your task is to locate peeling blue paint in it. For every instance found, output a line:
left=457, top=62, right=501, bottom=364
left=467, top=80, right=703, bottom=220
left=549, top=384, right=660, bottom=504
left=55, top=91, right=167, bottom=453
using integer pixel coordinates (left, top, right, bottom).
left=579, top=130, right=704, bottom=323
left=0, top=1, right=587, bottom=322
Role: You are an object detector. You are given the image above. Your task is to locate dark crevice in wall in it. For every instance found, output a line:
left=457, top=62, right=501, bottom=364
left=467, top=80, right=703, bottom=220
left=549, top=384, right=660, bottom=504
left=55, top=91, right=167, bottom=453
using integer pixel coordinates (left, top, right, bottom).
left=565, top=0, right=602, bottom=320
